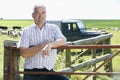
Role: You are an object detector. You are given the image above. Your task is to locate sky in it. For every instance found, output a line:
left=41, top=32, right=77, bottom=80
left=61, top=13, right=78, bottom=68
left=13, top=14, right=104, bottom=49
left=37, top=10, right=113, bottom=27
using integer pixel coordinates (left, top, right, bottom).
left=0, top=0, right=120, bottom=20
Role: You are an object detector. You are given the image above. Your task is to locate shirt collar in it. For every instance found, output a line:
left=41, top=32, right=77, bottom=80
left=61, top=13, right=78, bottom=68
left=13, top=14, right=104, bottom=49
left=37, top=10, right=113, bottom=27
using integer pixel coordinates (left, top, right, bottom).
left=34, top=23, right=46, bottom=30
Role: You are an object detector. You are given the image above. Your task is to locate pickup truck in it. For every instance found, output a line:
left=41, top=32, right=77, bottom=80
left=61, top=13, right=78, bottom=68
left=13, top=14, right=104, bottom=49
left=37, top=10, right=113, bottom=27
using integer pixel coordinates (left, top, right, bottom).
left=47, top=19, right=104, bottom=41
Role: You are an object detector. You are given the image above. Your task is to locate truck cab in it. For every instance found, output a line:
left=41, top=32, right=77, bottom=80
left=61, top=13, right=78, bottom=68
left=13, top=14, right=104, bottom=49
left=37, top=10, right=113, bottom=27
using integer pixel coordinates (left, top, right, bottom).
left=46, top=19, right=103, bottom=41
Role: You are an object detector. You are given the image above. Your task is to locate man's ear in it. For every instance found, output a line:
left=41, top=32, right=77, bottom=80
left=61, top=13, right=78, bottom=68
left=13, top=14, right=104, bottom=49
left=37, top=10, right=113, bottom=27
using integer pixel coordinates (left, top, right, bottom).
left=32, top=13, right=34, bottom=18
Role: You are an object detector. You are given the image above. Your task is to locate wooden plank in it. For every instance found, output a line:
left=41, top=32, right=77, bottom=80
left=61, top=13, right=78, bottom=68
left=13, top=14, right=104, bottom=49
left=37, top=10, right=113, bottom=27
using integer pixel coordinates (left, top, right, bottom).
left=58, top=54, right=113, bottom=72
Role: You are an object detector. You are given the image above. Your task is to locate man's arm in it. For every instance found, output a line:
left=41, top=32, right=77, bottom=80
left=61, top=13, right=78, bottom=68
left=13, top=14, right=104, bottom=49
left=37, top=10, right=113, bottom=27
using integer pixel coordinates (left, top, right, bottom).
left=42, top=37, right=66, bottom=57
left=20, top=41, right=48, bottom=58
left=50, top=37, right=66, bottom=48
left=20, top=37, right=66, bottom=58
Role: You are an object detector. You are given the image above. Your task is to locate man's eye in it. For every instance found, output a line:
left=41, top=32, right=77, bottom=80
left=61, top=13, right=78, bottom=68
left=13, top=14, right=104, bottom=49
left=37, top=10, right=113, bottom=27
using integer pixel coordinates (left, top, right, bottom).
left=35, top=11, right=38, bottom=13
left=42, top=12, right=45, bottom=14
left=35, top=12, right=38, bottom=14
left=42, top=11, right=46, bottom=14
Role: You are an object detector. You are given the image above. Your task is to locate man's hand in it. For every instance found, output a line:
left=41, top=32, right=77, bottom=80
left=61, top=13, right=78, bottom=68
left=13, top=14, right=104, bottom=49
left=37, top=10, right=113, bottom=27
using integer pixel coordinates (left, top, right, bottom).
left=42, top=43, right=52, bottom=58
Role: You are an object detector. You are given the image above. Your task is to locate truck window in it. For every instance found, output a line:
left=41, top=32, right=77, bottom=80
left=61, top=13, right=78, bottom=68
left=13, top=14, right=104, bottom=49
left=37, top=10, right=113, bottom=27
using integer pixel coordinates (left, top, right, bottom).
left=62, top=23, right=71, bottom=31
left=68, top=24, right=71, bottom=30
left=62, top=23, right=79, bottom=32
left=73, top=23, right=77, bottom=31
left=68, top=23, right=73, bottom=31
left=77, top=21, right=86, bottom=32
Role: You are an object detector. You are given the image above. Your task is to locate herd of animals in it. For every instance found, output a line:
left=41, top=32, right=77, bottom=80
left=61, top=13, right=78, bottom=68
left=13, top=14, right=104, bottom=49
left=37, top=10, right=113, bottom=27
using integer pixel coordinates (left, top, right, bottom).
left=0, top=26, right=22, bottom=37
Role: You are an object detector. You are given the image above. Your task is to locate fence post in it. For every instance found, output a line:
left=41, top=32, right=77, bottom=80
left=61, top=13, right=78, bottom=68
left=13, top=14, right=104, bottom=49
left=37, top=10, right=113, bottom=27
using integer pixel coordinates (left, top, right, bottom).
left=103, top=38, right=113, bottom=73
left=91, top=49, right=97, bottom=80
left=3, top=40, right=20, bottom=80
left=4, top=44, right=10, bottom=80
left=65, top=49, right=71, bottom=78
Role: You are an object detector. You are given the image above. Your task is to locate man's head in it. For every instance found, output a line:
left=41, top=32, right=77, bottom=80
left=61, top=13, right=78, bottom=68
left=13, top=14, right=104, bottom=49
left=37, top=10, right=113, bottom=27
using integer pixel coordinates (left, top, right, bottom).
left=32, top=4, right=46, bottom=26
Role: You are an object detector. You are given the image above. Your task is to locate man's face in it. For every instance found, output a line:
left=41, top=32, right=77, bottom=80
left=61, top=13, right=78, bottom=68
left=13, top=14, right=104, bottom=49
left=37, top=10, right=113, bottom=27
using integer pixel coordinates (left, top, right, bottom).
left=32, top=7, right=46, bottom=24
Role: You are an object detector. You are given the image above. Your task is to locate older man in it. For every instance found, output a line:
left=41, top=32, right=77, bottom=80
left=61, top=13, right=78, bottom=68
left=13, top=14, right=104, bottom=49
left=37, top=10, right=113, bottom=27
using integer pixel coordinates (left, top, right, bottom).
left=18, top=4, right=69, bottom=80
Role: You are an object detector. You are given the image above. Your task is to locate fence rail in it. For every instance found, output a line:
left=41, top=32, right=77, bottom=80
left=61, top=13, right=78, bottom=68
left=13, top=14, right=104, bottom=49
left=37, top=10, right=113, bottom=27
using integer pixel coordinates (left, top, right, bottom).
left=3, top=32, right=120, bottom=80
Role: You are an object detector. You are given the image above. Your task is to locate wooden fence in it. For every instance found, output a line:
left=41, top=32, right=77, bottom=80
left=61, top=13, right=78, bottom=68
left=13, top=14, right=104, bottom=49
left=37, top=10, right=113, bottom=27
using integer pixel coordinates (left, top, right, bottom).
left=3, top=33, right=120, bottom=80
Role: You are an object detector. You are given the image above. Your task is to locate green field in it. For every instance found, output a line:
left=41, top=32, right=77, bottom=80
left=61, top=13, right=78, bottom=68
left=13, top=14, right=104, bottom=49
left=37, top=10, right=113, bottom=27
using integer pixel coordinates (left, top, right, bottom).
left=83, top=20, right=120, bottom=29
left=0, top=19, right=120, bottom=80
left=0, top=19, right=34, bottom=29
left=0, top=19, right=120, bottom=29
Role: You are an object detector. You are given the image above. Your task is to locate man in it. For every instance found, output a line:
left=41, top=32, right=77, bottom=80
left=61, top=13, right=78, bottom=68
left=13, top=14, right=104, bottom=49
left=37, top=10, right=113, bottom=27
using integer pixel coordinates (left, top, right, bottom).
left=18, top=4, right=69, bottom=80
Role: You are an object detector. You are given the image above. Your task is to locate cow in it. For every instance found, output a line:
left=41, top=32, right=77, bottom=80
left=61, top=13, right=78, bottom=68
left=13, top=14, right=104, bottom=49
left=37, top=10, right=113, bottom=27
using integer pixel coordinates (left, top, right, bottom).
left=12, top=26, right=21, bottom=30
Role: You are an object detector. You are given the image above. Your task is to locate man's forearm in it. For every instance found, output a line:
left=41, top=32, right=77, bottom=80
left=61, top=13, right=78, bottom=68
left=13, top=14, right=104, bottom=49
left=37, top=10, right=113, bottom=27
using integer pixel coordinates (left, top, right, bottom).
left=20, top=43, right=46, bottom=58
left=50, top=37, right=66, bottom=48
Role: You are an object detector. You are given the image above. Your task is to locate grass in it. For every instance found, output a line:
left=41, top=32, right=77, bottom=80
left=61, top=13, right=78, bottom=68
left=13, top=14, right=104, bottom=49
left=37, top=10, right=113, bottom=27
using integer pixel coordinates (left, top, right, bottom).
left=0, top=19, right=34, bottom=29
left=0, top=19, right=120, bottom=29
left=83, top=20, right=120, bottom=29
left=0, top=19, right=120, bottom=80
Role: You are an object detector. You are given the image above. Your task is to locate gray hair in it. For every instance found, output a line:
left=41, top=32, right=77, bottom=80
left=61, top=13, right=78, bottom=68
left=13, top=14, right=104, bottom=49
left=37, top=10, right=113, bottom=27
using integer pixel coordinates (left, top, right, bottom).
left=33, top=4, right=46, bottom=13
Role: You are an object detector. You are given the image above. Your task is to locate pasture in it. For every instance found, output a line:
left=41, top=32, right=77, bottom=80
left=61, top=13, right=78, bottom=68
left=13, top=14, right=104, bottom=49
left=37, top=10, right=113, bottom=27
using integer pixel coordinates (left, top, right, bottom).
left=83, top=20, right=120, bottom=29
left=0, top=19, right=120, bottom=80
